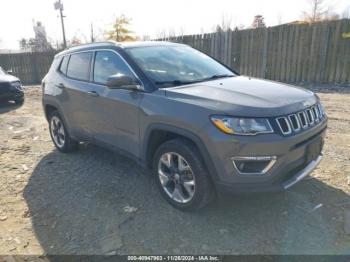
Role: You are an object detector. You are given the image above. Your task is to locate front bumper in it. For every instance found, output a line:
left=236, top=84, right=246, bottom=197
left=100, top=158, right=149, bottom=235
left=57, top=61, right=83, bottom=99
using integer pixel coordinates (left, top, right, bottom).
left=203, top=118, right=327, bottom=194
left=0, top=90, right=24, bottom=102
left=282, top=154, right=322, bottom=189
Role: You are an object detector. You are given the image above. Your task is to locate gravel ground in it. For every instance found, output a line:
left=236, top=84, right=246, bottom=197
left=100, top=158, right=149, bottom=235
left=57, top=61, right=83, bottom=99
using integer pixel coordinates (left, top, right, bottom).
left=0, top=86, right=350, bottom=255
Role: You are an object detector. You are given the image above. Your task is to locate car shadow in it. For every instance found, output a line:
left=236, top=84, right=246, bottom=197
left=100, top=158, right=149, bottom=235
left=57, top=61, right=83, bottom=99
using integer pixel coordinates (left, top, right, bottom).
left=24, top=144, right=350, bottom=255
left=0, top=101, right=23, bottom=114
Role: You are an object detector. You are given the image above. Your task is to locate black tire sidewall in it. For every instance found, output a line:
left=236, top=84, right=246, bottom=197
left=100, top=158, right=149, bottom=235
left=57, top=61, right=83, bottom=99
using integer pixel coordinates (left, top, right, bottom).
left=153, top=139, right=213, bottom=211
left=48, top=110, right=77, bottom=153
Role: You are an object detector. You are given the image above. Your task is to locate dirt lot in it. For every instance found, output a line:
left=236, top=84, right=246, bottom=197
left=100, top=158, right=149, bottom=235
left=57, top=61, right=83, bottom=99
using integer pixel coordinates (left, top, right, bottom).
left=0, top=86, right=350, bottom=255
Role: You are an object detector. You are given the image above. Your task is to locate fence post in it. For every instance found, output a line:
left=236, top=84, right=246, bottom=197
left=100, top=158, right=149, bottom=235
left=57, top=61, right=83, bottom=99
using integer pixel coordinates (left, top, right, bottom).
left=262, top=27, right=269, bottom=78
left=33, top=53, right=40, bottom=84
left=319, top=23, right=330, bottom=83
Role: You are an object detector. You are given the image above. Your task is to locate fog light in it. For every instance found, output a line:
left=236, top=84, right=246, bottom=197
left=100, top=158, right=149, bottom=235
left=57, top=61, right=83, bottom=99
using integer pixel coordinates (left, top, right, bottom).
left=232, top=156, right=277, bottom=175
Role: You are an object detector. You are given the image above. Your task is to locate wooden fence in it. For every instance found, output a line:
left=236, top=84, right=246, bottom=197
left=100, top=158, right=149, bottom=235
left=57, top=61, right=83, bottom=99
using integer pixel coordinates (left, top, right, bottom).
left=0, top=51, right=56, bottom=85
left=161, top=19, right=350, bottom=85
left=0, top=19, right=349, bottom=85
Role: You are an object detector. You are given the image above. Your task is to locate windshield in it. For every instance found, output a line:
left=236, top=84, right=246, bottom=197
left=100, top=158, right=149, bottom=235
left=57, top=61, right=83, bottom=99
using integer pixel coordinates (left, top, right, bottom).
left=125, top=45, right=235, bottom=87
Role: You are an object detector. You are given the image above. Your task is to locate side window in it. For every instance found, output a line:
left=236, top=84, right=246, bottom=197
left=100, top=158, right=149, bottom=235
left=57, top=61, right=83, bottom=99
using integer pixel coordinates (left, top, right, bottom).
left=67, top=52, right=92, bottom=81
left=93, top=51, right=134, bottom=85
left=59, top=55, right=69, bottom=75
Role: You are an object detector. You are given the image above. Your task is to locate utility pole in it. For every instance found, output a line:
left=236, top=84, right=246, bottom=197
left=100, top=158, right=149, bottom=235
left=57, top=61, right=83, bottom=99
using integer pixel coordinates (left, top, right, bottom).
left=54, top=0, right=67, bottom=48
left=90, top=22, right=95, bottom=43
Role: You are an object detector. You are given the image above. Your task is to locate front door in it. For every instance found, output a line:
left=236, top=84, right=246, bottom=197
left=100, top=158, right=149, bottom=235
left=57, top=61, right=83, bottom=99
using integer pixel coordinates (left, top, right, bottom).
left=88, top=50, right=143, bottom=158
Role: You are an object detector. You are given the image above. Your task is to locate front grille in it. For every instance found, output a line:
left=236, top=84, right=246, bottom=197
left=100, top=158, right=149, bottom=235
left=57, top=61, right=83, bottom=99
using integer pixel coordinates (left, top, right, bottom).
left=298, top=112, right=308, bottom=128
left=312, top=106, right=319, bottom=121
left=277, top=117, right=292, bottom=135
left=289, top=114, right=300, bottom=131
left=306, top=109, right=314, bottom=124
left=276, top=103, right=325, bottom=136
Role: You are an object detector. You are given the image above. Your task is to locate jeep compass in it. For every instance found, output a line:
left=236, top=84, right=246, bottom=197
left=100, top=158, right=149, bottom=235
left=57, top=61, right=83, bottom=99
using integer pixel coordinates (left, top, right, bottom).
left=42, top=41, right=327, bottom=211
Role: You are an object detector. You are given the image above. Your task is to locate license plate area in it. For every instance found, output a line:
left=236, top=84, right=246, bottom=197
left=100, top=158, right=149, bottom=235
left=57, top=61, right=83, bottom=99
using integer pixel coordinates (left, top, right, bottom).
left=306, top=138, right=323, bottom=163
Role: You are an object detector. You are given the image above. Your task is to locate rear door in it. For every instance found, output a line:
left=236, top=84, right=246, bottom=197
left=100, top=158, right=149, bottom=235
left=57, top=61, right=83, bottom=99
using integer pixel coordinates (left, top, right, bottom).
left=60, top=51, right=95, bottom=139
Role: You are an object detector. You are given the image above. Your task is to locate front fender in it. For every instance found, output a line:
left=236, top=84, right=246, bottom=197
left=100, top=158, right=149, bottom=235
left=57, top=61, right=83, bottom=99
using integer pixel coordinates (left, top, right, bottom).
left=141, top=123, right=220, bottom=182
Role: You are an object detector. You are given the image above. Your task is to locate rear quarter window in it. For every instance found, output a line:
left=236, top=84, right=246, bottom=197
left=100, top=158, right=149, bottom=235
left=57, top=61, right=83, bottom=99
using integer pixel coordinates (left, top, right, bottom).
left=48, top=57, right=62, bottom=74
left=59, top=55, right=70, bottom=75
left=67, top=52, right=92, bottom=81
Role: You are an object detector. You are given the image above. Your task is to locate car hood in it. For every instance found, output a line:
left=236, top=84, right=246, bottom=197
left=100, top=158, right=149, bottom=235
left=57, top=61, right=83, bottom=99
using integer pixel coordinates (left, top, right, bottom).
left=165, top=76, right=317, bottom=117
left=0, top=74, right=19, bottom=84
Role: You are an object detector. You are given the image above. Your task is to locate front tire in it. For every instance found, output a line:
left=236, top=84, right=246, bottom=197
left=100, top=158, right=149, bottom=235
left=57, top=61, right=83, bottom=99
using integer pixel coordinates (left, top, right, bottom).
left=48, top=110, right=79, bottom=153
left=153, top=138, right=215, bottom=211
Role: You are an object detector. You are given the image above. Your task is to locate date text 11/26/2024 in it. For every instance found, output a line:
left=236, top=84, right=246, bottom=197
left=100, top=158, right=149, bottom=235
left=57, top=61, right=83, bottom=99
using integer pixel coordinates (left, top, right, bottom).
left=127, top=255, right=220, bottom=261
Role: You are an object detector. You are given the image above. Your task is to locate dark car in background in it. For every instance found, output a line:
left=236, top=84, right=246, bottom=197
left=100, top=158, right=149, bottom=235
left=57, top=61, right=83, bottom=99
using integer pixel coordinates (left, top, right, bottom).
left=0, top=67, right=24, bottom=105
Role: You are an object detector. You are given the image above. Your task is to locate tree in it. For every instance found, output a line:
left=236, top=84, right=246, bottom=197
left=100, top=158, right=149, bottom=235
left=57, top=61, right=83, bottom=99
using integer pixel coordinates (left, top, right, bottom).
left=19, top=38, right=36, bottom=51
left=178, top=26, right=186, bottom=36
left=251, top=15, right=266, bottom=28
left=19, top=38, right=27, bottom=50
left=302, top=0, right=326, bottom=22
left=106, top=15, right=136, bottom=42
left=19, top=22, right=53, bottom=52
left=342, top=7, right=350, bottom=19
left=71, top=36, right=82, bottom=46
left=155, top=29, right=167, bottom=39
left=141, top=35, right=151, bottom=41
left=277, top=13, right=283, bottom=25
left=212, top=14, right=234, bottom=33
left=301, top=0, right=340, bottom=23
left=220, top=13, right=233, bottom=31
left=215, top=25, right=223, bottom=33
left=32, top=21, right=53, bottom=51
left=69, top=29, right=88, bottom=46
left=234, top=24, right=246, bottom=31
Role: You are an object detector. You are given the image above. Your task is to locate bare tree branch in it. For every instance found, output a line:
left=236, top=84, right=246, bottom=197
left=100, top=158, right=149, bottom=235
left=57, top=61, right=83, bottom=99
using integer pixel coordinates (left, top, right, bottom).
left=301, top=0, right=340, bottom=23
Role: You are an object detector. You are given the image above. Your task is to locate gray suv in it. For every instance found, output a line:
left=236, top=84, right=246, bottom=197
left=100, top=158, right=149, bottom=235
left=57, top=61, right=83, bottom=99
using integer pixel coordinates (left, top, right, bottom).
left=42, top=41, right=327, bottom=211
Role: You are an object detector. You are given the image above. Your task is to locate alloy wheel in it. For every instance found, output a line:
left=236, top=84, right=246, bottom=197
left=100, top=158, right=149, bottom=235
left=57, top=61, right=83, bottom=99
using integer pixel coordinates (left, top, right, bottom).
left=50, top=116, right=65, bottom=148
left=158, top=152, right=196, bottom=203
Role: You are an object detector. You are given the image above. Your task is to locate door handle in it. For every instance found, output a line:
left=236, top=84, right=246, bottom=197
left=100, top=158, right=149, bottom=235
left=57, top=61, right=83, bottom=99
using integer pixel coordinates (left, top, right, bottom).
left=88, top=90, right=99, bottom=97
left=55, top=83, right=65, bottom=89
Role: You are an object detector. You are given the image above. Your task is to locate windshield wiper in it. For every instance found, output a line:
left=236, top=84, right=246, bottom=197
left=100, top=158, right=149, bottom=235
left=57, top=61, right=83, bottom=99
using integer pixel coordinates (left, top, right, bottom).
left=155, top=80, right=198, bottom=87
left=202, top=74, right=235, bottom=81
left=155, top=74, right=235, bottom=87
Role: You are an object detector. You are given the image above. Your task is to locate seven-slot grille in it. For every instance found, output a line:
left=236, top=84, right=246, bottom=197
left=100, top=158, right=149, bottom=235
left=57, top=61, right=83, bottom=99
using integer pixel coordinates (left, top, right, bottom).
left=276, top=103, right=325, bottom=136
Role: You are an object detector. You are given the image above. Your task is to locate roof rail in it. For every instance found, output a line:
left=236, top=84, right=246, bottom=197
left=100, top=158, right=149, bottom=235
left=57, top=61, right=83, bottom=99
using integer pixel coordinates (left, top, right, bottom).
left=66, top=41, right=119, bottom=51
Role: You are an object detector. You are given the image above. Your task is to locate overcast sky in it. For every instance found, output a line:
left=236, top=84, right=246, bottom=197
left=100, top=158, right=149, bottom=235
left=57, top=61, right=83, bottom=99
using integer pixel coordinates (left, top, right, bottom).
left=1, top=0, right=349, bottom=49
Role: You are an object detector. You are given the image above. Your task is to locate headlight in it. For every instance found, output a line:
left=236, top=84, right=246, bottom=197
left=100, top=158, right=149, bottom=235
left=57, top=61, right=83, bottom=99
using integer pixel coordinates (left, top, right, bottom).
left=210, top=115, right=273, bottom=135
left=318, top=102, right=326, bottom=117
left=10, top=81, right=22, bottom=91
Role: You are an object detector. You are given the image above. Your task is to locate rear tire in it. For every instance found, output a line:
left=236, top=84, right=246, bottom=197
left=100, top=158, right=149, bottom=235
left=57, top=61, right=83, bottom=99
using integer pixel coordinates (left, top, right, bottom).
left=48, top=110, right=79, bottom=153
left=153, top=138, right=215, bottom=211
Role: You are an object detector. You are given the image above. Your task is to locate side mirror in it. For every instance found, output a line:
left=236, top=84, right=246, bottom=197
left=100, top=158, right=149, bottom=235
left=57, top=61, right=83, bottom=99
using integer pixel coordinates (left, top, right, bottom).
left=106, top=74, right=140, bottom=90
left=7, top=69, right=13, bottom=75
